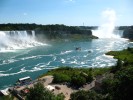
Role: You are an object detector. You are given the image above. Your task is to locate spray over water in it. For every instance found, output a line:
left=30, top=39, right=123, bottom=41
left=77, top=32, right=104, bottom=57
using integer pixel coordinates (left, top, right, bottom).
left=93, top=9, right=120, bottom=38
left=0, top=31, right=43, bottom=52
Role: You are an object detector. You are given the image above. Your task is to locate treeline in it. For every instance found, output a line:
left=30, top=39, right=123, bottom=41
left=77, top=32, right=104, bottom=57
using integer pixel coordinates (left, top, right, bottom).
left=0, top=23, right=95, bottom=32
left=0, top=23, right=98, bottom=40
left=0, top=23, right=38, bottom=30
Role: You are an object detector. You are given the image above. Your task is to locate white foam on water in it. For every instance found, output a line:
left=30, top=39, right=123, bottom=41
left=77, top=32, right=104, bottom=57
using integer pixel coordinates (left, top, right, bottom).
left=0, top=65, right=58, bottom=77
left=0, top=59, right=18, bottom=65
left=103, top=54, right=114, bottom=58
left=99, top=64, right=106, bottom=67
left=83, top=55, right=87, bottom=58
left=61, top=59, right=66, bottom=63
left=61, top=50, right=73, bottom=55
left=0, top=67, right=27, bottom=77
left=0, top=71, right=5, bottom=72
left=46, top=61, right=52, bottom=66
left=28, top=66, right=58, bottom=72
left=70, top=59, right=78, bottom=64
left=108, top=63, right=115, bottom=66
left=53, top=56, right=57, bottom=61
left=80, top=62, right=85, bottom=65
left=4, top=68, right=13, bottom=72
left=20, top=56, right=38, bottom=60
left=0, top=31, right=46, bottom=52
left=32, top=67, right=42, bottom=71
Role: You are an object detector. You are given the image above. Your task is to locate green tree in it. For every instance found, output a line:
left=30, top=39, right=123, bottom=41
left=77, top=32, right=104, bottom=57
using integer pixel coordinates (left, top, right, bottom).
left=111, top=59, right=123, bottom=73
left=55, top=93, right=65, bottom=100
left=0, top=95, right=14, bottom=100
left=111, top=66, right=133, bottom=100
left=86, top=72, right=93, bottom=83
left=70, top=90, right=104, bottom=100
left=80, top=72, right=93, bottom=83
left=71, top=75, right=86, bottom=87
left=101, top=77, right=114, bottom=95
left=26, top=83, right=56, bottom=100
left=53, top=73, right=71, bottom=83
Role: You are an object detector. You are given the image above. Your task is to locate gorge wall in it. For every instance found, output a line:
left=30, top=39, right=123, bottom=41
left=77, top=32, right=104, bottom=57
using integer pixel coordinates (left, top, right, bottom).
left=122, top=26, right=133, bottom=40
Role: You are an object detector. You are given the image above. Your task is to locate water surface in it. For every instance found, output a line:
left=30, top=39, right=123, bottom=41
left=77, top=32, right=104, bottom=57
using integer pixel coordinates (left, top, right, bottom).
left=0, top=38, right=131, bottom=89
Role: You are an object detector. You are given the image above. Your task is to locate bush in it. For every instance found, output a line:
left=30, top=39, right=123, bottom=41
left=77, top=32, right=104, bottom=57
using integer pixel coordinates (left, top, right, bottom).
left=80, top=72, right=93, bottom=83
left=53, top=73, right=71, bottom=83
left=101, top=77, right=114, bottom=94
left=111, top=66, right=133, bottom=100
left=26, top=83, right=64, bottom=100
left=26, top=83, right=55, bottom=100
left=111, top=59, right=123, bottom=73
left=70, top=90, right=104, bottom=100
left=86, top=73, right=93, bottom=83
left=71, top=75, right=86, bottom=87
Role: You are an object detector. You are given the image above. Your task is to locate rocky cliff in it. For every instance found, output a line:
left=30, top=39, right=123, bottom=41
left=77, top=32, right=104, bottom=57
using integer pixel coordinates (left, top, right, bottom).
left=122, top=26, right=133, bottom=40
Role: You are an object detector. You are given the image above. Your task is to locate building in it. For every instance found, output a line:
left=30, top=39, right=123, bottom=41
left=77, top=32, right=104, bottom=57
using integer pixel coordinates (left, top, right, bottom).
left=17, top=76, right=32, bottom=85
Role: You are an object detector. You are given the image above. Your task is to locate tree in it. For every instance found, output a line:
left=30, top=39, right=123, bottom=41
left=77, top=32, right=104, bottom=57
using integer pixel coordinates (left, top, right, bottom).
left=55, top=93, right=65, bottom=100
left=0, top=95, right=14, bottom=100
left=53, top=73, right=71, bottom=83
left=71, top=75, right=86, bottom=87
left=101, top=77, right=114, bottom=95
left=80, top=72, right=93, bottom=83
left=111, top=66, right=133, bottom=100
left=70, top=90, right=104, bottom=100
left=86, top=72, right=93, bottom=83
left=26, top=83, right=64, bottom=100
left=70, top=90, right=89, bottom=100
left=116, top=59, right=123, bottom=68
left=111, top=59, right=123, bottom=73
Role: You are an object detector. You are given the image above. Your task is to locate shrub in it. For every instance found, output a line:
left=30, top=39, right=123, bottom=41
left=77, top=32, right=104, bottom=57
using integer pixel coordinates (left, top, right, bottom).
left=71, top=75, right=86, bottom=87
left=70, top=90, right=104, bottom=100
left=53, top=73, right=71, bottom=83
left=26, top=83, right=64, bottom=100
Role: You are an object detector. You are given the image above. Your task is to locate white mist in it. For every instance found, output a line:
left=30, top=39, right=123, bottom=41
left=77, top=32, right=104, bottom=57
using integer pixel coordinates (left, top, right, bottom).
left=0, top=31, right=42, bottom=52
left=93, top=9, right=120, bottom=38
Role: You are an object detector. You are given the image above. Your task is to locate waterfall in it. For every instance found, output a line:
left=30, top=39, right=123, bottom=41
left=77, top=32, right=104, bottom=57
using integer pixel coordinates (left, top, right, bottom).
left=92, top=9, right=122, bottom=38
left=0, top=30, right=42, bottom=52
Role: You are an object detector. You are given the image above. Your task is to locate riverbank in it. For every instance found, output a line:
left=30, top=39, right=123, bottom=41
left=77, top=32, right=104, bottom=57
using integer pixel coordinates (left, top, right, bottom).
left=1, top=46, right=133, bottom=100
left=29, top=47, right=133, bottom=100
left=0, top=67, right=110, bottom=100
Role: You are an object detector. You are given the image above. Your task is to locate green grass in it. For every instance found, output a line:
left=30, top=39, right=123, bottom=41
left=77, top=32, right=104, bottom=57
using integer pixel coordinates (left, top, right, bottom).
left=39, top=66, right=110, bottom=87
left=106, top=48, right=133, bottom=64
left=39, top=66, right=110, bottom=78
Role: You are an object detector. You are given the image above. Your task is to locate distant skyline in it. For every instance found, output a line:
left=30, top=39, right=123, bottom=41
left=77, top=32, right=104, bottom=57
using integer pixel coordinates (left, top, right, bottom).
left=0, top=0, right=133, bottom=26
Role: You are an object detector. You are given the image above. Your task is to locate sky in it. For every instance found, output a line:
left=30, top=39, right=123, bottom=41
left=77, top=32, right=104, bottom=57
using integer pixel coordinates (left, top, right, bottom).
left=0, top=0, right=133, bottom=26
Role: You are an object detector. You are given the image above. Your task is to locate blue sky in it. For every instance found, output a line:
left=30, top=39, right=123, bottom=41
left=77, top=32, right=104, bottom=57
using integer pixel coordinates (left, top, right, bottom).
left=0, top=0, right=132, bottom=26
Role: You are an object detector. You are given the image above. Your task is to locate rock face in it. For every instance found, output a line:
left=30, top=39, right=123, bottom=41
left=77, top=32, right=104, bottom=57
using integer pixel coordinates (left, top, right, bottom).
left=123, top=26, right=133, bottom=40
left=35, top=29, right=97, bottom=41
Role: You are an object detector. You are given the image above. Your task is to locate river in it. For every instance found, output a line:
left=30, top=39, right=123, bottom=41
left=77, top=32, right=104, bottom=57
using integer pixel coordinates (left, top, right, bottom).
left=0, top=38, right=132, bottom=89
